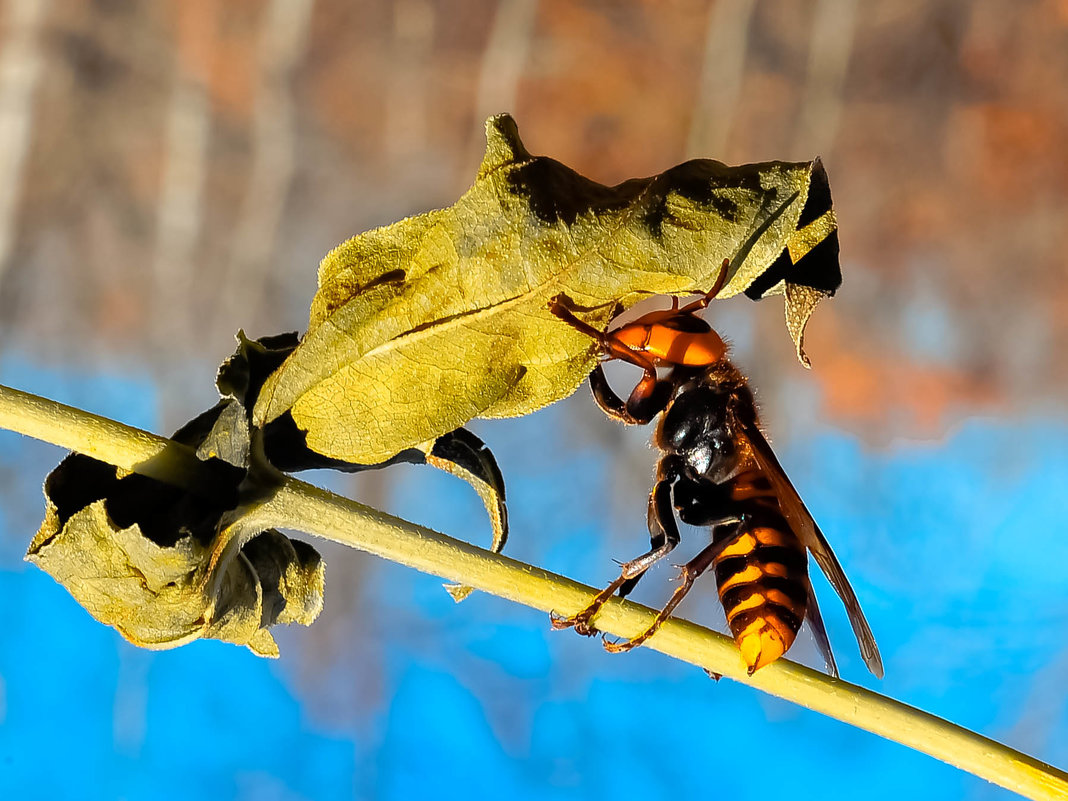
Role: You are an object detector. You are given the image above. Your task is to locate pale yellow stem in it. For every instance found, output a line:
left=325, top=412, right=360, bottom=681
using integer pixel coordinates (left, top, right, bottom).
left=1, top=381, right=1066, bottom=800
left=0, top=384, right=208, bottom=489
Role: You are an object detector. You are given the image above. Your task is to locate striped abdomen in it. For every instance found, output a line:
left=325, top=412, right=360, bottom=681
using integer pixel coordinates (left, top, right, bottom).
left=713, top=470, right=809, bottom=674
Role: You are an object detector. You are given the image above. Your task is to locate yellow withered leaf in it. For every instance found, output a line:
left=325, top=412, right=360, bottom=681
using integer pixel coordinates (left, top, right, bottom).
left=27, top=451, right=324, bottom=657
left=27, top=333, right=327, bottom=657
left=254, top=113, right=841, bottom=464
left=28, top=483, right=323, bottom=657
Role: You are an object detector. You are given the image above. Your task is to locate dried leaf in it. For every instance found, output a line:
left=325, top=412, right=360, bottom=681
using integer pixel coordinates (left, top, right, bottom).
left=27, top=449, right=323, bottom=656
left=785, top=283, right=829, bottom=368
left=27, top=484, right=323, bottom=656
left=254, top=114, right=841, bottom=464
left=26, top=332, right=325, bottom=657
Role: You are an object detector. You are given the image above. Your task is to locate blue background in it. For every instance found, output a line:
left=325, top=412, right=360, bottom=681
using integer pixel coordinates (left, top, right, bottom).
left=2, top=355, right=1066, bottom=800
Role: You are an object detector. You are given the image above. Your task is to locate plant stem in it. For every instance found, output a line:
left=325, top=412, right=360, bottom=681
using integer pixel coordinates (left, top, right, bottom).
left=2, top=380, right=1066, bottom=800
left=0, top=383, right=214, bottom=492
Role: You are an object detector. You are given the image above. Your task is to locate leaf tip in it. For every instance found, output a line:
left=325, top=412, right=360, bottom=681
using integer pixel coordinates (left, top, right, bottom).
left=479, top=113, right=531, bottom=179
left=444, top=582, right=474, bottom=603
left=785, top=284, right=827, bottom=368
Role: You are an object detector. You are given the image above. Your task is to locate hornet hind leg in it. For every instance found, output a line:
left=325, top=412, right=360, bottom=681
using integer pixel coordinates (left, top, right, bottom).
left=602, top=525, right=741, bottom=653
left=550, top=475, right=681, bottom=635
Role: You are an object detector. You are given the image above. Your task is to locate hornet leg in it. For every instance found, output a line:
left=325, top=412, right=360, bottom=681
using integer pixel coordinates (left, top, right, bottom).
left=589, top=365, right=673, bottom=426
left=603, top=523, right=743, bottom=653
left=676, top=258, right=730, bottom=315
left=551, top=469, right=681, bottom=634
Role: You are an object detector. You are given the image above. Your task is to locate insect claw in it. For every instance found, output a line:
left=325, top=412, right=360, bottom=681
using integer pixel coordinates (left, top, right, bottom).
left=603, top=632, right=648, bottom=653
left=546, top=292, right=569, bottom=312
left=550, top=610, right=599, bottom=637
left=549, top=610, right=576, bottom=629
left=667, top=564, right=691, bottom=583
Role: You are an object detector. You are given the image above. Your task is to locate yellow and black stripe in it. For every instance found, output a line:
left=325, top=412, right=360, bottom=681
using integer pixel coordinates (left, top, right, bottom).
left=713, top=470, right=809, bottom=674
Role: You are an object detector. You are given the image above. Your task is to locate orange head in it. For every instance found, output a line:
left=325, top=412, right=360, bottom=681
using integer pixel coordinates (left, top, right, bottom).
left=609, top=319, right=727, bottom=368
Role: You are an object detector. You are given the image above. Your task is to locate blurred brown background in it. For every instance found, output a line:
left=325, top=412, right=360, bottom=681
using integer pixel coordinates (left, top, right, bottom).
left=1, top=0, right=1067, bottom=742
left=2, top=0, right=1065, bottom=437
